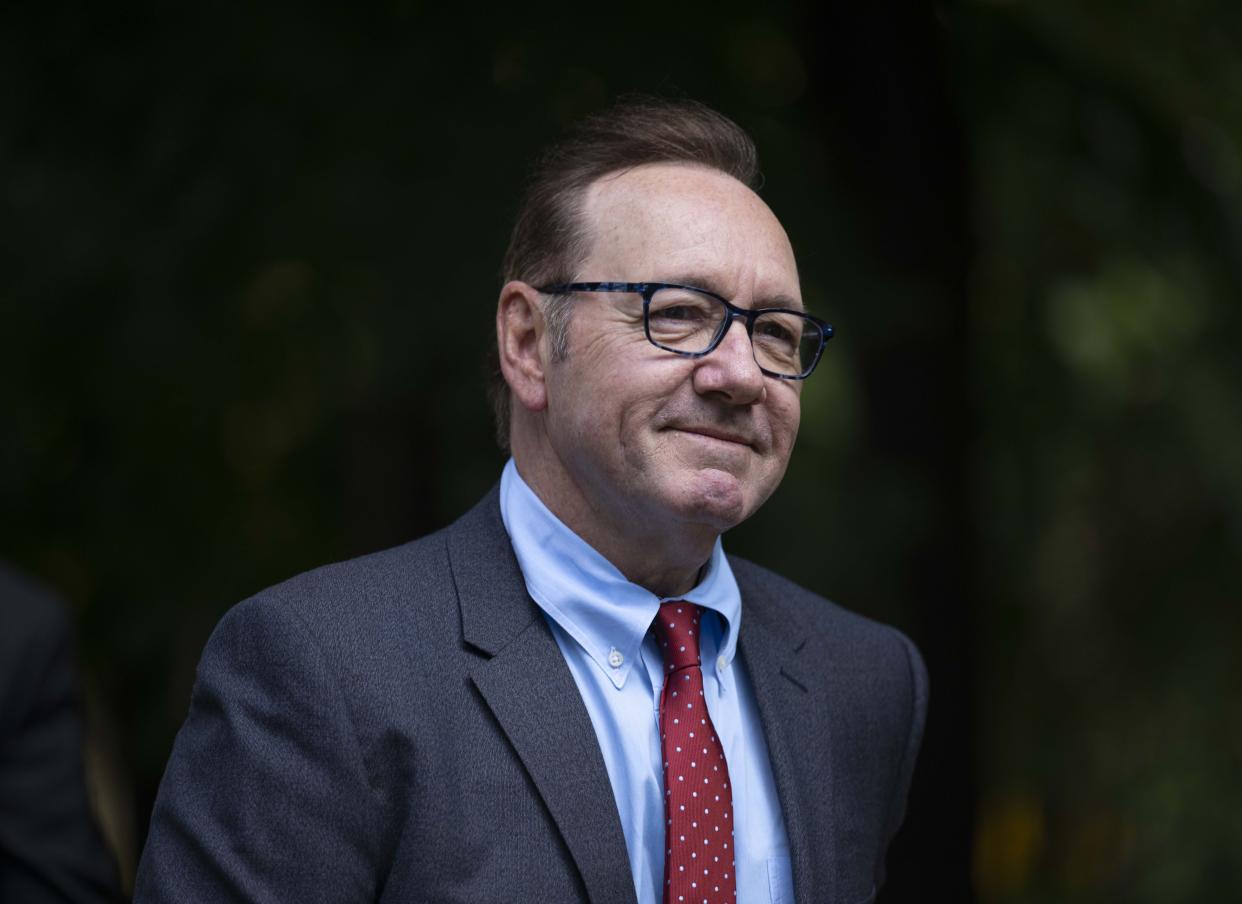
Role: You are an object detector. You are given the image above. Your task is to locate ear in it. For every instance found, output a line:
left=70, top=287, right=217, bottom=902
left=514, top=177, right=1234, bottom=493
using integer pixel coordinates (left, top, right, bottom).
left=496, top=280, right=549, bottom=412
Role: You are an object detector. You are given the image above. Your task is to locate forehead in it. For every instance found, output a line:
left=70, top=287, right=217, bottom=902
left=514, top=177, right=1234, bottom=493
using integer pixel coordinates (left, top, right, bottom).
left=578, top=163, right=800, bottom=300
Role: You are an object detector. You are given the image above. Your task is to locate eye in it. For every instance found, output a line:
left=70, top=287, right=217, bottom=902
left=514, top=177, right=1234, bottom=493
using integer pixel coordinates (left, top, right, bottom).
left=652, top=304, right=710, bottom=323
left=647, top=289, right=720, bottom=326
left=757, top=320, right=795, bottom=343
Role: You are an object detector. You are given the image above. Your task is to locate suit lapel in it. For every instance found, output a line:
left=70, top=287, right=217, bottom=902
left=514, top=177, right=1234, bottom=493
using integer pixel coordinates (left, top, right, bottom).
left=735, top=567, right=838, bottom=904
left=447, top=490, right=636, bottom=904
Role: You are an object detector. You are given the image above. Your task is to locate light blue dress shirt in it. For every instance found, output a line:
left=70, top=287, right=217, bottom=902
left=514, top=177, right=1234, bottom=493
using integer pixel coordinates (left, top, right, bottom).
left=499, top=459, right=794, bottom=904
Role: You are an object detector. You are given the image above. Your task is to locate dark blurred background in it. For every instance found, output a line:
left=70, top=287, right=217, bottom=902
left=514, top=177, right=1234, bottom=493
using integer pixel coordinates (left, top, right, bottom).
left=4, top=1, right=1241, bottom=901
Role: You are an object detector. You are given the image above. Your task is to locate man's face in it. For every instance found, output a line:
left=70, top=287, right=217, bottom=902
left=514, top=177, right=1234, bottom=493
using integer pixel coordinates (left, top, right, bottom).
left=539, top=162, right=803, bottom=539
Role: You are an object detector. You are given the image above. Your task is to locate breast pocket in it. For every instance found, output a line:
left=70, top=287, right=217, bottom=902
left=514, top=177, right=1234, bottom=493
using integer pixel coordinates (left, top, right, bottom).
left=766, top=855, right=794, bottom=904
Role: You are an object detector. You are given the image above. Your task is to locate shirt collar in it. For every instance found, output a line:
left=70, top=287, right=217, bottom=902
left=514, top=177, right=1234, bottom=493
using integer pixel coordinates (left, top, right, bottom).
left=499, top=458, right=741, bottom=689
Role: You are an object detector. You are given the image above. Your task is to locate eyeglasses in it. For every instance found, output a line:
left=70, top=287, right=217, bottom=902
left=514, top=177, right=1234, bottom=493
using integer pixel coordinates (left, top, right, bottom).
left=536, top=282, right=834, bottom=380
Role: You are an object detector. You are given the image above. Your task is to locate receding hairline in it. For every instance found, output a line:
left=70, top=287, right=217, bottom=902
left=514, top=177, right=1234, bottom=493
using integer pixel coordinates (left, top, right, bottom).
left=568, top=160, right=784, bottom=276
left=572, top=160, right=799, bottom=293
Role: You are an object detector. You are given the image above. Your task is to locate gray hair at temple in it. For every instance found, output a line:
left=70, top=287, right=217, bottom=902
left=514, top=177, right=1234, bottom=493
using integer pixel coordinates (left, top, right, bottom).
left=491, top=96, right=762, bottom=450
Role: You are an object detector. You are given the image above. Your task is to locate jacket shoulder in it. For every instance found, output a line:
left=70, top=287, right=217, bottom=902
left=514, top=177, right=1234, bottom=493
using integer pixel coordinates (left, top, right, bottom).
left=728, top=554, right=925, bottom=678
left=230, top=485, right=504, bottom=637
left=235, top=528, right=453, bottom=630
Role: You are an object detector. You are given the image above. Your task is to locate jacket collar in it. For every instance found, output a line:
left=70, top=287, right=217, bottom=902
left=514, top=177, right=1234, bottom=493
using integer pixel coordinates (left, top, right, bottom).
left=446, top=487, right=831, bottom=904
left=733, top=560, right=837, bottom=904
left=447, top=486, right=638, bottom=904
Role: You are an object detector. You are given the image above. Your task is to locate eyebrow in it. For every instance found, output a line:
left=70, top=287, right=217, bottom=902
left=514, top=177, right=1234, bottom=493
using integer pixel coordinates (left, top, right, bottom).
left=661, top=273, right=804, bottom=311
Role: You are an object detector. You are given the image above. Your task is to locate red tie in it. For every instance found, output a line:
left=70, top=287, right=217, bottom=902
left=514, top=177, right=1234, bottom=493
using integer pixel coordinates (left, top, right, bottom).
left=653, top=602, right=736, bottom=904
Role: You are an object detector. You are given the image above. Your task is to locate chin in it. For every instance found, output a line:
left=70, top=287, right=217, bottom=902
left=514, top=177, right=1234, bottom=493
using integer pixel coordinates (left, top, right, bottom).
left=672, top=467, right=753, bottom=531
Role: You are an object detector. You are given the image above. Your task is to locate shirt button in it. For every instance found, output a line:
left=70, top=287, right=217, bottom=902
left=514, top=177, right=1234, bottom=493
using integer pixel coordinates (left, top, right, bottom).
left=608, top=648, right=624, bottom=668
left=716, top=656, right=729, bottom=672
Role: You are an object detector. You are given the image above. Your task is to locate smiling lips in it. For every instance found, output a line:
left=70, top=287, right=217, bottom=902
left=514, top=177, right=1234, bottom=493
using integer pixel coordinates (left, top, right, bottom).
left=667, top=424, right=757, bottom=449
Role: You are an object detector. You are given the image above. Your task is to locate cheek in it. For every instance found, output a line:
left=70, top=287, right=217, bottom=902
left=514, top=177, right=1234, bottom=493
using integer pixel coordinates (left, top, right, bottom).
left=567, top=377, right=654, bottom=459
left=783, top=408, right=801, bottom=450
left=770, top=392, right=802, bottom=454
left=615, top=365, right=691, bottom=433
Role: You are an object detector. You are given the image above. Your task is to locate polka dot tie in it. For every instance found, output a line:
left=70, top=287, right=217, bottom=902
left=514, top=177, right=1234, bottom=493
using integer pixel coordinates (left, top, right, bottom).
left=653, top=602, right=736, bottom=904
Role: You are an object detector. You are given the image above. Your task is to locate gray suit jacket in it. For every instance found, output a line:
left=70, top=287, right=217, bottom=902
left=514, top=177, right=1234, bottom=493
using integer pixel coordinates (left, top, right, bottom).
left=134, top=488, right=927, bottom=904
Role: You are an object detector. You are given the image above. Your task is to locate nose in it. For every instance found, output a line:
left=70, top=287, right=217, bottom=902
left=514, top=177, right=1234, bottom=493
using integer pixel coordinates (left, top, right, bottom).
left=691, top=315, right=766, bottom=404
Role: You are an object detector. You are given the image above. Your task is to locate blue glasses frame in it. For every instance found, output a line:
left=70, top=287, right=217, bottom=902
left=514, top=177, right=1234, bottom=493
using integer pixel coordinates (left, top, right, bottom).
left=536, top=281, right=835, bottom=380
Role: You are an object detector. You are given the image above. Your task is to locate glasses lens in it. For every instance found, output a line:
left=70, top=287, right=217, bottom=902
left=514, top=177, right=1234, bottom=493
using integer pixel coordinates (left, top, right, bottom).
left=752, top=311, right=822, bottom=377
left=646, top=287, right=726, bottom=353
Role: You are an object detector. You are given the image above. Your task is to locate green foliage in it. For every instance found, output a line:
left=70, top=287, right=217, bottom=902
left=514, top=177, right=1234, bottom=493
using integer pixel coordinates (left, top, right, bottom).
left=961, top=1, right=1242, bottom=899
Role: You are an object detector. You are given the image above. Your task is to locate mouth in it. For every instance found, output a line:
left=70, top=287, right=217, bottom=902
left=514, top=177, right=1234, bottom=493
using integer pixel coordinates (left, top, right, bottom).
left=667, top=425, right=756, bottom=449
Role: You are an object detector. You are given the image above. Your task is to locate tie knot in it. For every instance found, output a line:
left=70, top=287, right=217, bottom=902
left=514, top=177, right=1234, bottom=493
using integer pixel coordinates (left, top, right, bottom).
left=653, top=602, right=703, bottom=672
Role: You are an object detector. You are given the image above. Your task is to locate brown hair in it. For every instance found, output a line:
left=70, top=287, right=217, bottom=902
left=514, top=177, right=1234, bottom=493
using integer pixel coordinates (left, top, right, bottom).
left=491, top=96, right=761, bottom=449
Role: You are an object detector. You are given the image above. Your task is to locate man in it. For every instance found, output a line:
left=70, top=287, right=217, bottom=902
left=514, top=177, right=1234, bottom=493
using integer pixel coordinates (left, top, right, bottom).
left=135, top=98, right=927, bottom=904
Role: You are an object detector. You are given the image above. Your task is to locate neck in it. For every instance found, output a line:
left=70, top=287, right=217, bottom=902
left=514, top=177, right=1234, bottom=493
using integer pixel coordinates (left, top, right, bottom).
left=511, top=443, right=717, bottom=599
